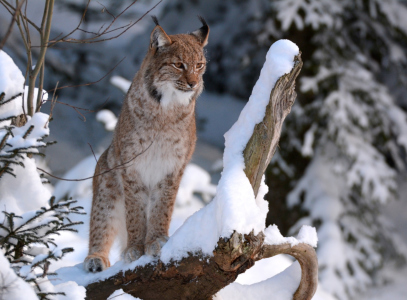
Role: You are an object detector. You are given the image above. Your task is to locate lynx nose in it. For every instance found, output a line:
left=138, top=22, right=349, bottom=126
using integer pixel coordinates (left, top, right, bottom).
left=187, top=81, right=197, bottom=88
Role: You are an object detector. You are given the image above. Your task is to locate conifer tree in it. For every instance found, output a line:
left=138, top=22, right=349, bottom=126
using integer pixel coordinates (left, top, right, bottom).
left=259, top=0, right=407, bottom=298
left=0, top=65, right=84, bottom=299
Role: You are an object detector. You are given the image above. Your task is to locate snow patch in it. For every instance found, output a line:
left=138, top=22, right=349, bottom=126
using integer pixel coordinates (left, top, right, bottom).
left=96, top=109, right=117, bottom=131
left=0, top=50, right=24, bottom=98
left=108, top=289, right=142, bottom=300
left=110, top=75, right=131, bottom=94
left=264, top=224, right=318, bottom=248
left=0, top=252, right=39, bottom=300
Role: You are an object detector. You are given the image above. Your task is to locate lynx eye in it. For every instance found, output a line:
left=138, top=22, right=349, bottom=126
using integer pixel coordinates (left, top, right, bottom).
left=196, top=63, right=204, bottom=69
left=172, top=62, right=184, bottom=69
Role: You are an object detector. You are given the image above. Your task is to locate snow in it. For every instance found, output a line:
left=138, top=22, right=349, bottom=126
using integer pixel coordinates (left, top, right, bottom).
left=234, top=256, right=296, bottom=286
left=52, top=282, right=86, bottom=300
left=110, top=76, right=131, bottom=93
left=296, top=225, right=318, bottom=247
left=96, top=109, right=117, bottom=131
left=0, top=49, right=48, bottom=122
left=6, top=112, right=50, bottom=151
left=53, top=256, right=155, bottom=288
left=0, top=85, right=49, bottom=122
left=0, top=252, right=39, bottom=300
left=108, top=289, right=141, bottom=300
left=217, top=261, right=301, bottom=300
left=264, top=224, right=318, bottom=248
left=301, top=124, right=316, bottom=157
left=217, top=259, right=336, bottom=300
left=0, top=50, right=24, bottom=102
left=0, top=112, right=52, bottom=219
left=49, top=157, right=216, bottom=286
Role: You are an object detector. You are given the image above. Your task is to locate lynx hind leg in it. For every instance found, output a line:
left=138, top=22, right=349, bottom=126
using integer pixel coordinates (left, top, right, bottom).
left=123, top=244, right=144, bottom=263
left=85, top=151, right=124, bottom=272
left=145, top=236, right=169, bottom=257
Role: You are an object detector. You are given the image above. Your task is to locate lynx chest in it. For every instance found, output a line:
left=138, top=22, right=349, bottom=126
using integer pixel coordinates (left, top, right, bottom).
left=123, top=112, right=194, bottom=188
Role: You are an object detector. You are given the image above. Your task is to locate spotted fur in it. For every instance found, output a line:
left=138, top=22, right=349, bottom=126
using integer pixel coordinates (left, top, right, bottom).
left=84, top=18, right=209, bottom=272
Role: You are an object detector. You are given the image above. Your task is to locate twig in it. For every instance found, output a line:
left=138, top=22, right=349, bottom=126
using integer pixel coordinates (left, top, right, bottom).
left=107, top=292, right=127, bottom=299
left=27, top=0, right=54, bottom=116
left=45, top=81, right=58, bottom=128
left=37, top=141, right=154, bottom=182
left=97, top=1, right=115, bottom=19
left=0, top=93, right=22, bottom=106
left=0, top=0, right=40, bottom=32
left=42, top=97, right=109, bottom=122
left=47, top=58, right=125, bottom=92
left=47, top=0, right=163, bottom=46
left=0, top=0, right=26, bottom=51
left=88, top=143, right=98, bottom=164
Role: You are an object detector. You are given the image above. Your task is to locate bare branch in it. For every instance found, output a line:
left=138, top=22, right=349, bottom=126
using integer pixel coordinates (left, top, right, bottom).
left=88, top=143, right=98, bottom=164
left=45, top=81, right=58, bottom=128
left=27, top=0, right=54, bottom=116
left=96, top=1, right=116, bottom=20
left=37, top=140, right=154, bottom=182
left=47, top=57, right=125, bottom=92
left=0, top=0, right=40, bottom=32
left=47, top=0, right=163, bottom=46
left=42, top=97, right=109, bottom=123
left=0, top=0, right=26, bottom=51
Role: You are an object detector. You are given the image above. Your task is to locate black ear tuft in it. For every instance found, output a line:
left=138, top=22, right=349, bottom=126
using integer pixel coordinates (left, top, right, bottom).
left=151, top=15, right=159, bottom=26
left=190, top=15, right=210, bottom=47
left=150, top=19, right=172, bottom=50
left=197, top=15, right=208, bottom=28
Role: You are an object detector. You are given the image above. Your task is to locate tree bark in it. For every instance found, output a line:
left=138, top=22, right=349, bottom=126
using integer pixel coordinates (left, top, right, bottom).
left=85, top=52, right=318, bottom=300
left=243, top=54, right=302, bottom=197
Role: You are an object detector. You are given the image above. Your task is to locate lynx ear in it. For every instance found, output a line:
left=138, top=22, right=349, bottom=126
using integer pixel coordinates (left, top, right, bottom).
left=150, top=16, right=172, bottom=50
left=190, top=16, right=209, bottom=47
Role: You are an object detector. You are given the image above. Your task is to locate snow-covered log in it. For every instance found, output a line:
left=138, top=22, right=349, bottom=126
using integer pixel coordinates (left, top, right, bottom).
left=84, top=45, right=317, bottom=299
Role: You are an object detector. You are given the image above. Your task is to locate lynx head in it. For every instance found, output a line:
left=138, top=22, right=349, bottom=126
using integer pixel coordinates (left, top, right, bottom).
left=142, top=16, right=209, bottom=108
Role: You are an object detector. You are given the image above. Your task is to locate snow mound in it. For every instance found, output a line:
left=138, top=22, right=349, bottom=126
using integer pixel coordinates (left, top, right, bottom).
left=264, top=224, right=318, bottom=248
left=0, top=113, right=52, bottom=218
left=0, top=50, right=24, bottom=102
left=110, top=75, right=131, bottom=93
left=96, top=109, right=117, bottom=131
left=0, top=252, right=39, bottom=300
left=0, top=50, right=48, bottom=121
left=108, top=289, right=142, bottom=300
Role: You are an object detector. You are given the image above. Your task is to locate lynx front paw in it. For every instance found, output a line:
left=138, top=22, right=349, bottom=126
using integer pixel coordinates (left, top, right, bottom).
left=145, top=236, right=169, bottom=258
left=123, top=245, right=144, bottom=263
left=84, top=254, right=110, bottom=273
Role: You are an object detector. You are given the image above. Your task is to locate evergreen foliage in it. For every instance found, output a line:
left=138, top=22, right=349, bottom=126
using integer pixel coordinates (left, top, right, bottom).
left=0, top=197, right=84, bottom=299
left=258, top=0, right=407, bottom=298
left=0, top=96, right=85, bottom=299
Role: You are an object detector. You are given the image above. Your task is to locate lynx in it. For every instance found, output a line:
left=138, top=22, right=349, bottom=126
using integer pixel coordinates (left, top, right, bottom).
left=84, top=17, right=209, bottom=272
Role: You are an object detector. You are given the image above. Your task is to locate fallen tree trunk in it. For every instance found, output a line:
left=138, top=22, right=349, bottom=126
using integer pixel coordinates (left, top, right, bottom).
left=86, top=52, right=318, bottom=300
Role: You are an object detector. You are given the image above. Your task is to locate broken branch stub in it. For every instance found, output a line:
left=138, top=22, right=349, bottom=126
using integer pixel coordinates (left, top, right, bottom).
left=242, top=52, right=318, bottom=300
left=243, top=53, right=303, bottom=197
